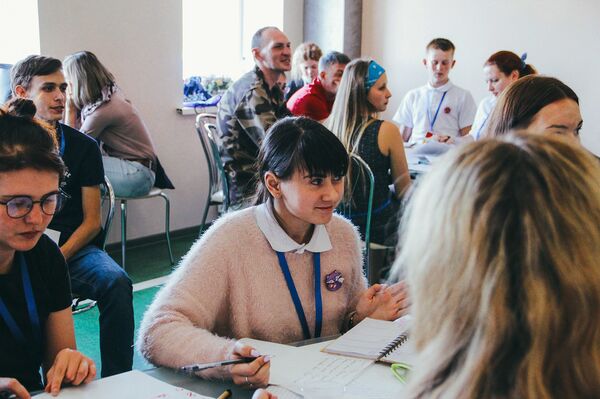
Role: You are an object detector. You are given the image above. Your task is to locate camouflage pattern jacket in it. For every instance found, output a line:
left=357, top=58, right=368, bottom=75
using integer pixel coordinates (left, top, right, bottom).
left=217, top=67, right=288, bottom=206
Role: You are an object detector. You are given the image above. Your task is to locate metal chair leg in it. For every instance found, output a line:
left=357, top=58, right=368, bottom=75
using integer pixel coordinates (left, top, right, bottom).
left=199, top=192, right=211, bottom=238
left=120, top=199, right=127, bottom=270
left=159, top=192, right=175, bottom=265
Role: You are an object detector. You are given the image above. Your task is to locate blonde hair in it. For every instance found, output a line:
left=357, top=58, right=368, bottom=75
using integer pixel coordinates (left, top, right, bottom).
left=390, top=133, right=600, bottom=398
left=326, top=58, right=378, bottom=151
left=291, top=42, right=322, bottom=82
left=63, top=51, right=116, bottom=110
left=325, top=58, right=379, bottom=201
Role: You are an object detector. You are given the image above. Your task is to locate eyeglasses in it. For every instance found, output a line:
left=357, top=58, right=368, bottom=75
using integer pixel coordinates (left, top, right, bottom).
left=0, top=191, right=68, bottom=219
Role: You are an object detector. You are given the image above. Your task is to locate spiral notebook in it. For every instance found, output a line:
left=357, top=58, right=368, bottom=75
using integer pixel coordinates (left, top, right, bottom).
left=322, top=317, right=414, bottom=365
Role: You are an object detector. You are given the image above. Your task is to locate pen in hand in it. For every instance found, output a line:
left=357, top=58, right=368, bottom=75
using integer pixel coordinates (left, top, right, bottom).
left=180, top=357, right=257, bottom=373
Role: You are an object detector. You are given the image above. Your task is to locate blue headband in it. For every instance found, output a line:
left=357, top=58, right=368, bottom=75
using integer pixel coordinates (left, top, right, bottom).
left=365, top=61, right=385, bottom=91
left=520, top=52, right=528, bottom=70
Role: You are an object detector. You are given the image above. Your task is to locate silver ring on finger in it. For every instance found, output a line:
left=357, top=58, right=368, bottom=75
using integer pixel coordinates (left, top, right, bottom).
left=245, top=376, right=249, bottom=384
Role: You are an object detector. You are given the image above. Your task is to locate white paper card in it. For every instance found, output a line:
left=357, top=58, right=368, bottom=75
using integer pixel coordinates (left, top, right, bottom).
left=33, top=370, right=213, bottom=399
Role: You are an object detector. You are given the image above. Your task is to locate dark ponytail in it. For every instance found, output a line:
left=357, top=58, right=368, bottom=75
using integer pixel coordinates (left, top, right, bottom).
left=485, top=51, right=537, bottom=78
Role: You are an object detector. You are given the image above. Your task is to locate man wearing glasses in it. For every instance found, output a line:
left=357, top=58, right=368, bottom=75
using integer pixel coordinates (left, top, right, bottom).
left=10, top=55, right=134, bottom=377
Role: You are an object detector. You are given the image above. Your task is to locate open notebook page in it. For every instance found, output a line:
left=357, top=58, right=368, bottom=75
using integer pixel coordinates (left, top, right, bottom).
left=241, top=338, right=372, bottom=395
left=323, top=318, right=409, bottom=360
left=267, top=340, right=408, bottom=399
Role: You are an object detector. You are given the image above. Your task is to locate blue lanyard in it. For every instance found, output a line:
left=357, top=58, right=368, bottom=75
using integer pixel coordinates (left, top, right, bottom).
left=427, top=91, right=448, bottom=132
left=276, top=251, right=322, bottom=340
left=56, top=123, right=66, bottom=156
left=0, top=252, right=42, bottom=357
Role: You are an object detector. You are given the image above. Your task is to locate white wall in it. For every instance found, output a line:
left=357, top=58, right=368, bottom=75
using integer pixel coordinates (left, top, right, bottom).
left=304, top=0, right=346, bottom=53
left=283, top=0, right=304, bottom=48
left=362, top=0, right=600, bottom=154
left=39, top=0, right=206, bottom=243
left=38, top=0, right=303, bottom=243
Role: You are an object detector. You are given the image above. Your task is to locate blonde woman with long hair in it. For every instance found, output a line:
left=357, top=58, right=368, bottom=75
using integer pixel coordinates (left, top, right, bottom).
left=326, top=58, right=410, bottom=246
left=63, top=51, right=173, bottom=197
left=390, top=133, right=600, bottom=398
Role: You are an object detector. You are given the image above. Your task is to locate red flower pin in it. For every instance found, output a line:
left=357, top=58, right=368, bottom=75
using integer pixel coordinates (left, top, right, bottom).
left=444, top=106, right=451, bottom=114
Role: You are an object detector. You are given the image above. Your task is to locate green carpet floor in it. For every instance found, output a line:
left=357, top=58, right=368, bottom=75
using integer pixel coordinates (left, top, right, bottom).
left=73, top=286, right=161, bottom=371
left=73, top=229, right=199, bottom=373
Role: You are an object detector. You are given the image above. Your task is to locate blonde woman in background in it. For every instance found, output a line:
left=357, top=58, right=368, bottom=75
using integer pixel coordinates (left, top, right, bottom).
left=285, top=42, right=322, bottom=101
left=63, top=51, right=173, bottom=197
left=390, top=133, right=600, bottom=398
left=326, top=58, right=410, bottom=246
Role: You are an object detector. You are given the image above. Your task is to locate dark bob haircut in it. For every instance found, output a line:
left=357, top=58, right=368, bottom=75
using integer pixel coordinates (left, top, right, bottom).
left=254, top=116, right=349, bottom=204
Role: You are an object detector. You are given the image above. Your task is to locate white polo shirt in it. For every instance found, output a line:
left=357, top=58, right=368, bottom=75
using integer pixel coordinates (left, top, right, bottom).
left=393, top=81, right=477, bottom=144
left=469, top=95, right=496, bottom=140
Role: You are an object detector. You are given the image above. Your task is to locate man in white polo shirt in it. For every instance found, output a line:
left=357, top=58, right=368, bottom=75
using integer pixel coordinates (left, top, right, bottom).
left=394, top=38, right=476, bottom=144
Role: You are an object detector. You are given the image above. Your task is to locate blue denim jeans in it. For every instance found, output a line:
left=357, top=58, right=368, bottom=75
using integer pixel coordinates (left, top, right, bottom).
left=68, top=245, right=134, bottom=377
left=102, top=155, right=155, bottom=197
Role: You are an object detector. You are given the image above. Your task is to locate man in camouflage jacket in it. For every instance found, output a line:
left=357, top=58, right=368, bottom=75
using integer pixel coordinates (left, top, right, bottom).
left=217, top=26, right=292, bottom=207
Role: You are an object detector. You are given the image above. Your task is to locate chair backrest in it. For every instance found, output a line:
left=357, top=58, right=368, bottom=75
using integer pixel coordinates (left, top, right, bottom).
left=195, top=113, right=229, bottom=209
left=338, top=154, right=375, bottom=277
left=101, top=175, right=115, bottom=250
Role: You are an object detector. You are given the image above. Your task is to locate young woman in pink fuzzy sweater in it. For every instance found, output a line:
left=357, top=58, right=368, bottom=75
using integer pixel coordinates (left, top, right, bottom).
left=137, top=117, right=408, bottom=391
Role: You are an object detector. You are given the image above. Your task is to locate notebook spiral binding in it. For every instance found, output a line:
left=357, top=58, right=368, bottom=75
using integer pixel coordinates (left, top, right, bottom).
left=377, top=333, right=409, bottom=360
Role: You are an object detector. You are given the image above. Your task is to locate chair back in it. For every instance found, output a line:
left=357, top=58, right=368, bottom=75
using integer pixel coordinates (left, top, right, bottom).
left=338, top=154, right=375, bottom=277
left=101, top=175, right=115, bottom=250
left=195, top=113, right=229, bottom=210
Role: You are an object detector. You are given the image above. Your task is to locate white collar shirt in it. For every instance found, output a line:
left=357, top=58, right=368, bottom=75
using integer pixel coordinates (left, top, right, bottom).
left=254, top=202, right=332, bottom=254
left=470, top=95, right=497, bottom=140
left=393, top=80, right=477, bottom=144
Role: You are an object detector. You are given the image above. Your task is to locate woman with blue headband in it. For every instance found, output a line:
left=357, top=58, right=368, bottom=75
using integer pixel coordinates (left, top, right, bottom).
left=327, top=59, right=410, bottom=248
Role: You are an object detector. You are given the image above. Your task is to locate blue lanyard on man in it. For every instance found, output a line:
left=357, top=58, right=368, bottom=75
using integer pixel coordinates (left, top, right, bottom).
left=427, top=90, right=448, bottom=132
left=276, top=251, right=322, bottom=340
left=0, top=252, right=42, bottom=361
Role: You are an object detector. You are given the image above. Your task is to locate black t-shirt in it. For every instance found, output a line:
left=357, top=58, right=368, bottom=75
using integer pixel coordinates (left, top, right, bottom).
left=48, top=123, right=105, bottom=247
left=0, top=235, right=72, bottom=391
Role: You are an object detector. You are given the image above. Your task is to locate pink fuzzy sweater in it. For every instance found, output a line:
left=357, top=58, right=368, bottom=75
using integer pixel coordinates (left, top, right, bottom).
left=137, top=206, right=366, bottom=379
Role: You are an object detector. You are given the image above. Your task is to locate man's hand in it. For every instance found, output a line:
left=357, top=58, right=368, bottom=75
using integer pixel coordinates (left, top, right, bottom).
left=45, top=348, right=96, bottom=396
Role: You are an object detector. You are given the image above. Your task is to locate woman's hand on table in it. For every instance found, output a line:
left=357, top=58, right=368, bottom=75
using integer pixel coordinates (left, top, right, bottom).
left=230, top=341, right=271, bottom=389
left=0, top=377, right=30, bottom=399
left=44, top=348, right=96, bottom=396
left=355, top=281, right=409, bottom=322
